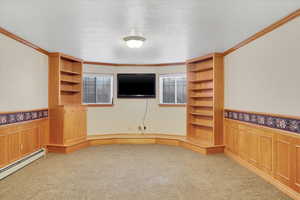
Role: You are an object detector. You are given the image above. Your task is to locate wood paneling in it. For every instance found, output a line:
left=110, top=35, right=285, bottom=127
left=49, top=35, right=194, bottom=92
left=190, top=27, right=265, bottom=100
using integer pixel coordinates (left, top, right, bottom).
left=237, top=125, right=249, bottom=160
left=49, top=105, right=87, bottom=146
left=248, top=128, right=260, bottom=167
left=7, top=132, right=20, bottom=164
left=21, top=126, right=40, bottom=156
left=224, top=119, right=300, bottom=199
left=63, top=106, right=87, bottom=144
left=0, top=118, right=49, bottom=168
left=39, top=119, right=49, bottom=148
left=292, top=138, right=300, bottom=192
left=0, top=134, right=7, bottom=168
left=276, top=134, right=292, bottom=186
left=259, top=130, right=274, bottom=175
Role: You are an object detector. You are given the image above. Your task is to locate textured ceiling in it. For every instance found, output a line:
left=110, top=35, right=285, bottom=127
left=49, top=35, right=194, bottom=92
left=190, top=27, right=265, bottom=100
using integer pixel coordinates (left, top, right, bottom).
left=0, top=0, right=299, bottom=63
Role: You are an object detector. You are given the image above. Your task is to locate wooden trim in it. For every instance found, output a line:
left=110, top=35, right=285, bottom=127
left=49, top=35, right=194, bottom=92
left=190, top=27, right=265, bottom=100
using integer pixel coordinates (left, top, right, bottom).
left=85, top=104, right=114, bottom=107
left=48, top=52, right=83, bottom=63
left=223, top=9, right=300, bottom=56
left=186, top=53, right=223, bottom=63
left=47, top=140, right=89, bottom=154
left=159, top=104, right=186, bottom=107
left=225, top=149, right=300, bottom=200
left=225, top=108, right=300, bottom=120
left=0, top=26, right=49, bottom=55
left=84, top=61, right=186, bottom=67
left=0, top=26, right=184, bottom=66
left=225, top=118, right=300, bottom=139
left=87, top=134, right=224, bottom=155
left=0, top=117, right=49, bottom=168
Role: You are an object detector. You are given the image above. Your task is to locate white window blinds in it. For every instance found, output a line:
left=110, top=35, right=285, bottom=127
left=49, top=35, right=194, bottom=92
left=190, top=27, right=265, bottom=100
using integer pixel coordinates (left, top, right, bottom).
left=160, top=74, right=186, bottom=104
left=83, top=74, right=113, bottom=104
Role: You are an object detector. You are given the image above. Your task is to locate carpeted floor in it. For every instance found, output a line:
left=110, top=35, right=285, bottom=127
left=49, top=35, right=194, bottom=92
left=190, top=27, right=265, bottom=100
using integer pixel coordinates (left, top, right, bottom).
left=0, top=144, right=291, bottom=200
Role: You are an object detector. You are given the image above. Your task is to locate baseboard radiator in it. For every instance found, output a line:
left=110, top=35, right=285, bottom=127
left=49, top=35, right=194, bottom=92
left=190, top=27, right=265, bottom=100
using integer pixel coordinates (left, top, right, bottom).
left=0, top=149, right=46, bottom=180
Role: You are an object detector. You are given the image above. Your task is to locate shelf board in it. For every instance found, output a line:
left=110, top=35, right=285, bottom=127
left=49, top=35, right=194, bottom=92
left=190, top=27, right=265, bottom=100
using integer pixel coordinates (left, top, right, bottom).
left=190, top=94, right=213, bottom=98
left=60, top=89, right=80, bottom=93
left=190, top=112, right=213, bottom=117
left=190, top=88, right=213, bottom=91
left=191, top=122, right=213, bottom=128
left=189, top=105, right=213, bottom=108
left=60, top=69, right=81, bottom=75
left=190, top=100, right=213, bottom=107
left=189, top=67, right=213, bottom=73
left=190, top=79, right=213, bottom=83
left=61, top=79, right=81, bottom=84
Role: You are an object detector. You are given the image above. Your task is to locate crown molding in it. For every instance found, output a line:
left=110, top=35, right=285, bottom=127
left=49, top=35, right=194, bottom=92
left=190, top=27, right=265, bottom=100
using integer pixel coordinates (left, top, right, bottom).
left=223, top=8, right=300, bottom=56
left=2, top=8, right=300, bottom=62
left=186, top=53, right=223, bottom=63
left=0, top=26, right=49, bottom=55
left=83, top=61, right=186, bottom=67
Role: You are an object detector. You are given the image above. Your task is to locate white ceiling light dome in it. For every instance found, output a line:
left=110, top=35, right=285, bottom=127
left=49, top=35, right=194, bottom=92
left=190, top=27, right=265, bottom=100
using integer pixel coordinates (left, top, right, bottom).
left=123, top=30, right=146, bottom=48
left=123, top=36, right=146, bottom=48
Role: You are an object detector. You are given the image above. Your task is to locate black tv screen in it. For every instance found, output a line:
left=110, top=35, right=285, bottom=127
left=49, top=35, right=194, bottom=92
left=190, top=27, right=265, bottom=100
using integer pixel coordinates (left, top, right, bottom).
left=117, top=74, right=156, bottom=98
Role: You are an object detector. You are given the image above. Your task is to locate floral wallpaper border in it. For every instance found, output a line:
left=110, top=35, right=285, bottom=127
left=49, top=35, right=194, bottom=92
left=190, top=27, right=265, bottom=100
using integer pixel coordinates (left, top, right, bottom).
left=224, top=110, right=300, bottom=135
left=0, top=109, right=48, bottom=126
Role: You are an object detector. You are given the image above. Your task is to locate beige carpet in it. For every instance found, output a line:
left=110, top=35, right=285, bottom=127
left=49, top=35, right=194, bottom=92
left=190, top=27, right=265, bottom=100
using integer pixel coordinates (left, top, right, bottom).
left=0, top=144, right=291, bottom=200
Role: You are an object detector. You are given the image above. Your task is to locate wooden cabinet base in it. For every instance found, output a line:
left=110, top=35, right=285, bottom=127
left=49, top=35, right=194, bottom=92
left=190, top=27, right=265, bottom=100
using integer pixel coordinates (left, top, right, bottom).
left=224, top=118, right=300, bottom=199
left=225, top=149, right=300, bottom=200
left=87, top=134, right=225, bottom=155
left=47, top=140, right=89, bottom=154
left=0, top=118, right=49, bottom=168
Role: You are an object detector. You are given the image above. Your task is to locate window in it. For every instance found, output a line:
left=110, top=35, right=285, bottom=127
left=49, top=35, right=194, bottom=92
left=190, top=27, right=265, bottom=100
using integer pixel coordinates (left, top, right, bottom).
left=159, top=74, right=187, bottom=104
left=83, top=74, right=113, bottom=104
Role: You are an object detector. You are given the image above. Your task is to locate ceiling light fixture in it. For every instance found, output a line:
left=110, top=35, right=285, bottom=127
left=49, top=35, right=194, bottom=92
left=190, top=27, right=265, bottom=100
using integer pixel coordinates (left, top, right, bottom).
left=123, top=30, right=146, bottom=48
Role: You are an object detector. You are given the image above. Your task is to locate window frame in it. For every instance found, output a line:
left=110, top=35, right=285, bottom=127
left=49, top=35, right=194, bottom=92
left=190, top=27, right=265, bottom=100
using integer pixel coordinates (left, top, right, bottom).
left=159, top=73, right=187, bottom=106
left=82, top=73, right=114, bottom=106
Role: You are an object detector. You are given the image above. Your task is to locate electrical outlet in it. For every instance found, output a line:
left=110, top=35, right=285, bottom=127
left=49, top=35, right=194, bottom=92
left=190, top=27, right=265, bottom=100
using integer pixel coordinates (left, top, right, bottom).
left=138, top=125, right=142, bottom=131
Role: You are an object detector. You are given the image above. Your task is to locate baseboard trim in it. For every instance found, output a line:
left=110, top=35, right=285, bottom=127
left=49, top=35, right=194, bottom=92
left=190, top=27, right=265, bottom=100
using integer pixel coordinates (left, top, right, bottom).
left=225, top=149, right=300, bottom=200
left=88, top=134, right=224, bottom=155
left=47, top=140, right=89, bottom=154
left=47, top=134, right=225, bottom=155
left=0, top=149, right=45, bottom=180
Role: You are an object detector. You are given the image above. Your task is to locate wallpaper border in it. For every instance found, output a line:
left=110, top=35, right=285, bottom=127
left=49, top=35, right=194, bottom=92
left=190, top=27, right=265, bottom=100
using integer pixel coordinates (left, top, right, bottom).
left=224, top=109, right=300, bottom=135
left=0, top=109, right=48, bottom=126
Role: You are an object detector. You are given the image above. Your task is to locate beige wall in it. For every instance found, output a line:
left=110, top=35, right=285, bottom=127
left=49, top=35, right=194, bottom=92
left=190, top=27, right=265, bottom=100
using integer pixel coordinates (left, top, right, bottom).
left=0, top=33, right=48, bottom=112
left=225, top=16, right=300, bottom=116
left=84, top=64, right=187, bottom=135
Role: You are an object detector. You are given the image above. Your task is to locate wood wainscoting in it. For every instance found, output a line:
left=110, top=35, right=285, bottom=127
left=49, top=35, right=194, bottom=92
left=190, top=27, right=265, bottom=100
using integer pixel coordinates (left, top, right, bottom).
left=88, top=134, right=224, bottom=155
left=224, top=119, right=300, bottom=199
left=0, top=118, right=49, bottom=168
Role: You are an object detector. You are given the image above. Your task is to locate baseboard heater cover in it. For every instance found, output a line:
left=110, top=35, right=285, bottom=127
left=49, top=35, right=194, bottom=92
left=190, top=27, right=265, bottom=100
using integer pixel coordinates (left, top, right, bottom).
left=0, top=148, right=46, bottom=180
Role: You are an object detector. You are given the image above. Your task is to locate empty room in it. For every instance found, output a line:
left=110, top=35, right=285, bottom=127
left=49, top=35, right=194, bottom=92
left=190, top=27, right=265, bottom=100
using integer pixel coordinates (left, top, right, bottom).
left=0, top=0, right=300, bottom=199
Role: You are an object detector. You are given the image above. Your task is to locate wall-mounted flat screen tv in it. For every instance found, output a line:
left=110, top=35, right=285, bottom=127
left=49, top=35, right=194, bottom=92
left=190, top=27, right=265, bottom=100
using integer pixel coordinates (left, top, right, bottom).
left=117, top=73, right=156, bottom=98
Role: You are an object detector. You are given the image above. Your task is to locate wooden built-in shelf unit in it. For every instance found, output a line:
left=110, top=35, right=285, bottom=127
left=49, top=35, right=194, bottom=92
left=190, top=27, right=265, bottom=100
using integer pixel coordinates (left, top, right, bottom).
left=49, top=53, right=83, bottom=105
left=48, top=53, right=87, bottom=151
left=186, top=53, right=224, bottom=146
